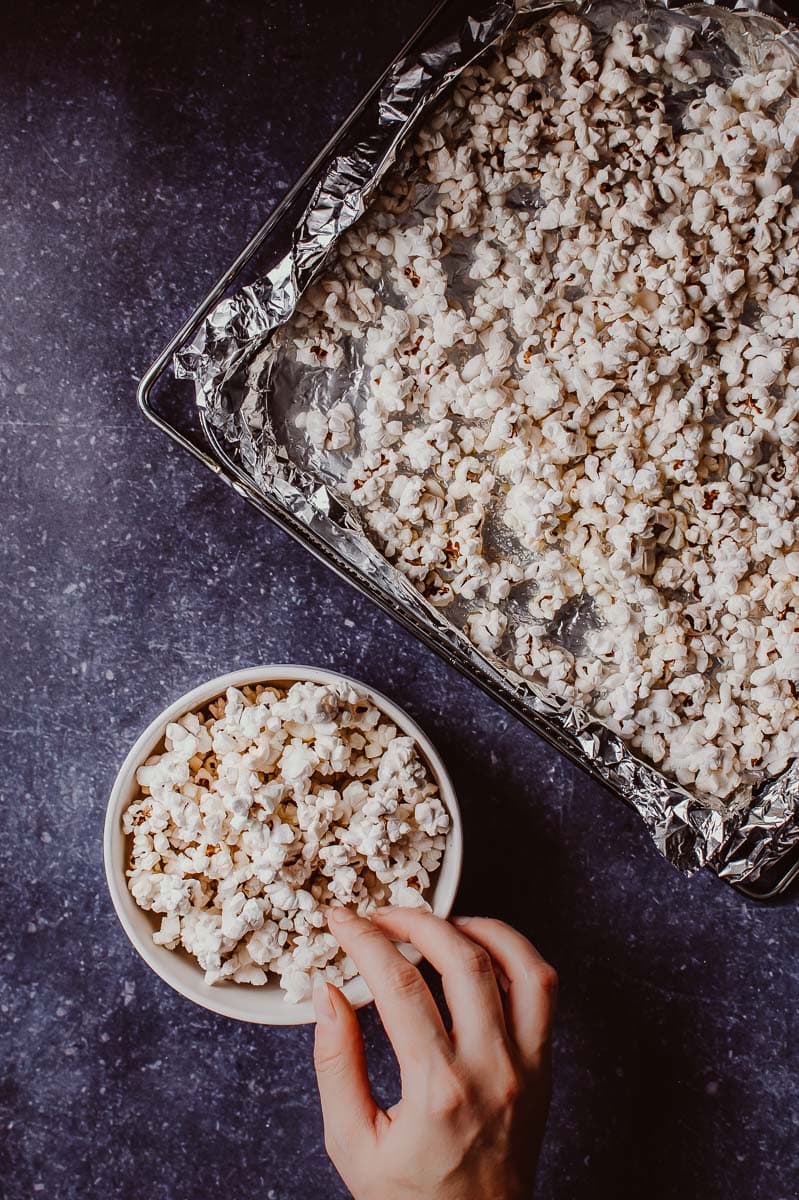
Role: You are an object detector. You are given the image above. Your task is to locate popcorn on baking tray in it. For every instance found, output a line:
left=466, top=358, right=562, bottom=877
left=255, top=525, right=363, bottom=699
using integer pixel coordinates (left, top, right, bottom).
left=124, top=681, right=450, bottom=1002
left=285, top=11, right=799, bottom=804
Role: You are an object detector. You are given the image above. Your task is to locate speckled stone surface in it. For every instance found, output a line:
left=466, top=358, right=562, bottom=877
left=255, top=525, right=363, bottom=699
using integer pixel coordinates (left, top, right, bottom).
left=1, top=2, right=797, bottom=1197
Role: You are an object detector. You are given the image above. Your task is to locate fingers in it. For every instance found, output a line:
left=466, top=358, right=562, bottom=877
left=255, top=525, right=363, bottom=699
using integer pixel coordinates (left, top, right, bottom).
left=312, top=975, right=381, bottom=1149
left=327, top=908, right=453, bottom=1083
left=370, top=907, right=510, bottom=1066
left=452, top=917, right=557, bottom=1069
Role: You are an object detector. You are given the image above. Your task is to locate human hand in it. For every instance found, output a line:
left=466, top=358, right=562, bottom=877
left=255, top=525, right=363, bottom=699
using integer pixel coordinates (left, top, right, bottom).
left=312, top=908, right=557, bottom=1200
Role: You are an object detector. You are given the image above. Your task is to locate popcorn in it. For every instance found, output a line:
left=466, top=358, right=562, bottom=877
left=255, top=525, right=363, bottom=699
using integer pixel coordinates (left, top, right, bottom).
left=124, top=681, right=449, bottom=999
left=285, top=13, right=799, bottom=804
left=296, top=402, right=355, bottom=452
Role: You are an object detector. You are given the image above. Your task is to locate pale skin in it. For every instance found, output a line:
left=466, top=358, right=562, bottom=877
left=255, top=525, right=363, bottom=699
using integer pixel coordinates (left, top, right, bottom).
left=312, top=907, right=557, bottom=1200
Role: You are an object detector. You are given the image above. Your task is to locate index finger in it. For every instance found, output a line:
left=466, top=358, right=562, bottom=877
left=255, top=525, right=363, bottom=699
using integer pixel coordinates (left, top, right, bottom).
left=453, top=917, right=558, bottom=1068
left=327, top=908, right=454, bottom=1083
left=370, top=907, right=510, bottom=1065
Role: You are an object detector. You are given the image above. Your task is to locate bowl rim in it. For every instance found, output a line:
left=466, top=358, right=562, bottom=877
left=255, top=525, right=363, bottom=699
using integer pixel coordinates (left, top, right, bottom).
left=103, top=663, right=463, bottom=1025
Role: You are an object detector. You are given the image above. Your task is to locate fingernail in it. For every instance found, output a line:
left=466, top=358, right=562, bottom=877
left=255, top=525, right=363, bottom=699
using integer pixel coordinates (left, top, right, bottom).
left=328, top=906, right=355, bottom=925
left=453, top=916, right=472, bottom=926
left=312, top=974, right=336, bottom=1023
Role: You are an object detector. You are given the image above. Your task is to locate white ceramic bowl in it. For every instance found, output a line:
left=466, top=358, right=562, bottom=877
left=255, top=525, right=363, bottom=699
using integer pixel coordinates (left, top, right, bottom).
left=104, top=664, right=463, bottom=1025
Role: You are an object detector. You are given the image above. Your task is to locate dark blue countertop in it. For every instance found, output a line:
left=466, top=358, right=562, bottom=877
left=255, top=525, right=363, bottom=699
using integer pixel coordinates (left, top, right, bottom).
left=1, top=3, right=797, bottom=1197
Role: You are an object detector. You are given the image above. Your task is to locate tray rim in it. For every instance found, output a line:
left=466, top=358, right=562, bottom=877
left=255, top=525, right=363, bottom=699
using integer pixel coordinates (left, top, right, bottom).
left=136, top=0, right=798, bottom=902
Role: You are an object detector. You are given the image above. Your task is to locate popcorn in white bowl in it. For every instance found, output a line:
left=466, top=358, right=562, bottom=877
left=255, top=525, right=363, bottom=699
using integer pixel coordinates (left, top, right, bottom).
left=103, top=667, right=462, bottom=1025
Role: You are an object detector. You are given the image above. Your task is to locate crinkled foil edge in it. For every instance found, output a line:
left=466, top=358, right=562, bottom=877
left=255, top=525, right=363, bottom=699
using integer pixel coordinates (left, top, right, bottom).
left=174, top=0, right=799, bottom=885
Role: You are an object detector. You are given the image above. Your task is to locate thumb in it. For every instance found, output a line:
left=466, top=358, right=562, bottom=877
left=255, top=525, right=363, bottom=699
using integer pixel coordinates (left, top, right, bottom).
left=312, top=975, right=380, bottom=1151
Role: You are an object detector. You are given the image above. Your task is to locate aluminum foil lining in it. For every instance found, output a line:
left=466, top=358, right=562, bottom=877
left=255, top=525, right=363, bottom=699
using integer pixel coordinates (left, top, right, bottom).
left=175, top=0, right=799, bottom=885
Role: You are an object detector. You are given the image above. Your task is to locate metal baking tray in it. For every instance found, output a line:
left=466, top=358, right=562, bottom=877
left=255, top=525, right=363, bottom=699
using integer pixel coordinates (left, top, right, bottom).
left=138, top=0, right=799, bottom=900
